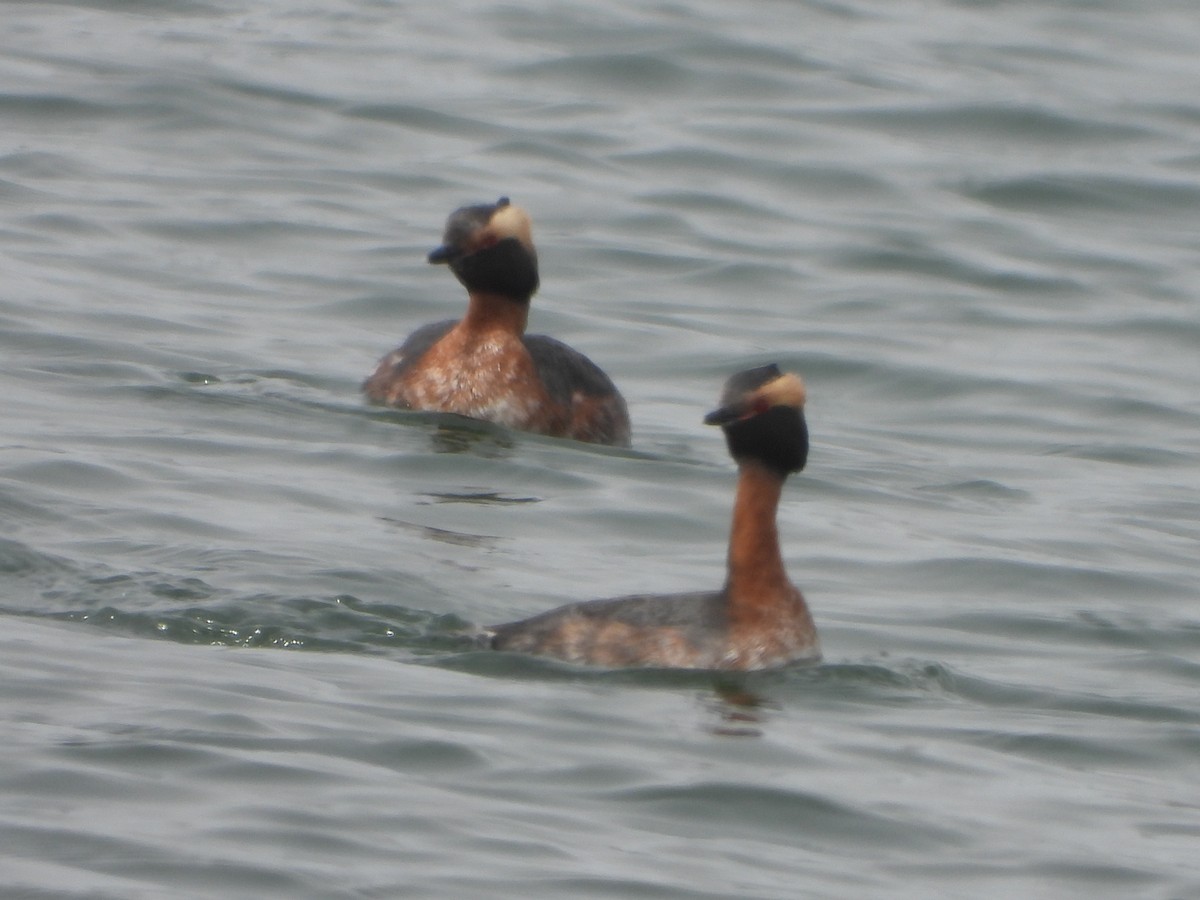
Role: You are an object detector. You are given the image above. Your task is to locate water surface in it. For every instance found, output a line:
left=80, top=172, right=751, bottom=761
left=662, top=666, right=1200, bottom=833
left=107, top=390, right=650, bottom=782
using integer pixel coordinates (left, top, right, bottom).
left=2, top=1, right=1199, bottom=897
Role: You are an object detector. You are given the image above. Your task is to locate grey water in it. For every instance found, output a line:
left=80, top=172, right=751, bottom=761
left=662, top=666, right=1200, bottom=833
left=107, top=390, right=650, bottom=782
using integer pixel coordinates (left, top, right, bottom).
left=3, top=1, right=1199, bottom=897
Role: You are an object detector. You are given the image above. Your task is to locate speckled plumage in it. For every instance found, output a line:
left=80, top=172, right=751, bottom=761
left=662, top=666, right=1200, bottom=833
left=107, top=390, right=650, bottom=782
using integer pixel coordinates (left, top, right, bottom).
left=489, top=585, right=817, bottom=670
left=363, top=199, right=630, bottom=447
left=488, top=365, right=819, bottom=671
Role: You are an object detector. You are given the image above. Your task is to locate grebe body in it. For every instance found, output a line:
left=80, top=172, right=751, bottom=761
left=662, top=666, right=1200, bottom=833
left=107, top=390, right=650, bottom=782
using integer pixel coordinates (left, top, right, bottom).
left=363, top=198, right=631, bottom=447
left=489, top=364, right=818, bottom=670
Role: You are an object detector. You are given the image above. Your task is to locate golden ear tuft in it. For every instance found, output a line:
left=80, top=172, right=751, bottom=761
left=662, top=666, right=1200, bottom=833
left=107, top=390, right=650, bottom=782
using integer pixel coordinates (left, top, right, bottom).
left=759, top=372, right=806, bottom=409
left=487, top=203, right=534, bottom=251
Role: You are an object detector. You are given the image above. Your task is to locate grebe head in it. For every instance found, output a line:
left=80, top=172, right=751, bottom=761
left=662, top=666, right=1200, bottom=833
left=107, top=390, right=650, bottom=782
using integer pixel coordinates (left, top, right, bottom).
left=427, top=197, right=540, bottom=300
left=704, top=364, right=808, bottom=476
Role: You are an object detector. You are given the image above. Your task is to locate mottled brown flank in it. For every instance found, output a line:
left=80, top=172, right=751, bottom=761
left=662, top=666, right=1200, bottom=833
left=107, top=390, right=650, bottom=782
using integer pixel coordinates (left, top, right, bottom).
left=724, top=585, right=817, bottom=669
left=361, top=349, right=406, bottom=403
left=365, top=200, right=630, bottom=446
left=489, top=447, right=820, bottom=671
left=491, top=588, right=816, bottom=670
left=365, top=329, right=629, bottom=441
left=567, top=391, right=631, bottom=447
left=516, top=617, right=701, bottom=669
left=364, top=322, right=558, bottom=429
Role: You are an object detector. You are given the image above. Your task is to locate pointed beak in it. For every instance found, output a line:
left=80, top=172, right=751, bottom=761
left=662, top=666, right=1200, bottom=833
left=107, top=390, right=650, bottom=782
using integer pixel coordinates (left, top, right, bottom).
left=703, top=401, right=746, bottom=426
left=427, top=244, right=454, bottom=264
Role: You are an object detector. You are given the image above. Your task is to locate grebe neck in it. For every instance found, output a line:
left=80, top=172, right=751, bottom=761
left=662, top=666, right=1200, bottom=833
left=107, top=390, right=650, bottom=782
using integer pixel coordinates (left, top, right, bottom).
left=460, top=290, right=531, bottom=336
left=725, top=459, right=789, bottom=612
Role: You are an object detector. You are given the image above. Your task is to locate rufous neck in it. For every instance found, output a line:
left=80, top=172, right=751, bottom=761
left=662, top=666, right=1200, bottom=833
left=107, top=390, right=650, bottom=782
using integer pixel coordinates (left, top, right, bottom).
left=725, top=459, right=788, bottom=608
left=461, top=291, right=530, bottom=335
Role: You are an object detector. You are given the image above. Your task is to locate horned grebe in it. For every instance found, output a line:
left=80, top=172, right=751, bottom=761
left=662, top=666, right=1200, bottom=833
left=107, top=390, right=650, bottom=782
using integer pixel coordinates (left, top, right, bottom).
left=363, top=198, right=631, bottom=447
left=489, top=364, right=819, bottom=670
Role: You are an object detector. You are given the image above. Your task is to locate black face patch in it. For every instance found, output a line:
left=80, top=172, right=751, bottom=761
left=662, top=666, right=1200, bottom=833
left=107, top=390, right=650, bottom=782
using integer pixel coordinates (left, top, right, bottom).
left=722, top=406, right=808, bottom=476
left=425, top=199, right=539, bottom=298
left=450, top=238, right=539, bottom=299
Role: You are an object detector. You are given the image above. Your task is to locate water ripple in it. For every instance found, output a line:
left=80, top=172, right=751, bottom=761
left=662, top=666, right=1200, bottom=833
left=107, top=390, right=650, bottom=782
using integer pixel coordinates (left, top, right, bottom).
left=4, top=1, right=1200, bottom=897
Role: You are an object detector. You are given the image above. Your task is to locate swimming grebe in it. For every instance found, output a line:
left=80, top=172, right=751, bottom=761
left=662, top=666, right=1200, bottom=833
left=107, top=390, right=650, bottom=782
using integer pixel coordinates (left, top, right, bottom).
left=489, top=364, right=819, bottom=670
left=363, top=198, right=631, bottom=447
